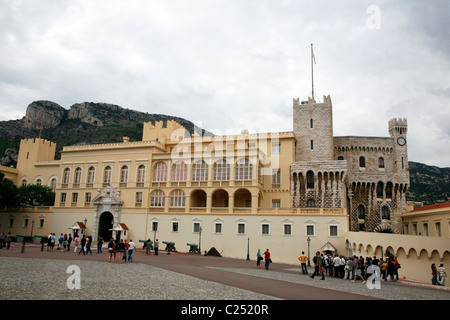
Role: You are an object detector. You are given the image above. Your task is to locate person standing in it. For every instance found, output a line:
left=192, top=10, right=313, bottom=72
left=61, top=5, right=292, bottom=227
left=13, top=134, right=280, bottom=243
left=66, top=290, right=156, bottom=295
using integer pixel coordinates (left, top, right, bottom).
left=310, top=251, right=325, bottom=280
left=97, top=236, right=103, bottom=254
left=85, top=235, right=93, bottom=255
left=298, top=251, right=308, bottom=274
left=438, top=264, right=447, bottom=286
left=78, top=235, right=86, bottom=255
left=108, top=239, right=115, bottom=263
left=117, top=239, right=125, bottom=263
left=6, top=232, right=12, bottom=250
left=67, top=234, right=72, bottom=252
left=263, top=249, right=271, bottom=270
left=333, top=254, right=341, bottom=278
left=73, top=235, right=79, bottom=253
left=431, top=263, right=439, bottom=285
left=128, top=239, right=135, bottom=262
left=256, top=249, right=263, bottom=267
left=352, top=256, right=366, bottom=283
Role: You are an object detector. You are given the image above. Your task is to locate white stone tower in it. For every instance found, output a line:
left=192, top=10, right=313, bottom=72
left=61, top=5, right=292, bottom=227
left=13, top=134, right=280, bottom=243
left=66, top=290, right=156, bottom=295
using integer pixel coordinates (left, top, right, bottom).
left=293, top=95, right=334, bottom=162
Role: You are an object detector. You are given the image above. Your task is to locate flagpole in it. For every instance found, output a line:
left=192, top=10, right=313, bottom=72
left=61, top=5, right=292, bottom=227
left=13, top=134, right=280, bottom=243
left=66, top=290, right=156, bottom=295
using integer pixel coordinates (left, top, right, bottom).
left=311, top=43, right=314, bottom=100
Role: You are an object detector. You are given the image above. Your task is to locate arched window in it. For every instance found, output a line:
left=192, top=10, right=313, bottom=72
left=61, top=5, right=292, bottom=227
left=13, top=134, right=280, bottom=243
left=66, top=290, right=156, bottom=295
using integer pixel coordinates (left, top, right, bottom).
left=307, top=199, right=315, bottom=208
left=172, top=161, right=187, bottom=181
left=170, top=190, right=185, bottom=207
left=192, top=160, right=208, bottom=181
left=213, top=159, right=230, bottom=181
left=87, top=167, right=95, bottom=184
left=137, top=165, right=146, bottom=183
left=150, top=190, right=165, bottom=207
left=386, top=182, right=393, bottom=198
left=120, top=165, right=128, bottom=183
left=337, top=156, right=344, bottom=160
left=235, top=158, right=252, bottom=180
left=378, top=157, right=385, bottom=168
left=359, top=156, right=366, bottom=168
left=50, top=178, right=57, bottom=192
left=74, top=167, right=82, bottom=184
left=357, top=205, right=366, bottom=219
left=36, top=178, right=42, bottom=186
left=306, top=171, right=314, bottom=189
left=381, top=206, right=390, bottom=220
left=376, top=181, right=384, bottom=198
left=153, top=162, right=167, bottom=182
left=63, top=168, right=70, bottom=184
left=103, top=166, right=112, bottom=184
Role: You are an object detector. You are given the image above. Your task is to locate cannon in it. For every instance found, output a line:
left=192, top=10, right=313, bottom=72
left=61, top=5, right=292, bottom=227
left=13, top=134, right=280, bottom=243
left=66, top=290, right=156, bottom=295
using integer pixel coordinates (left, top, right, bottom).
left=187, top=243, right=198, bottom=253
left=162, top=241, right=176, bottom=254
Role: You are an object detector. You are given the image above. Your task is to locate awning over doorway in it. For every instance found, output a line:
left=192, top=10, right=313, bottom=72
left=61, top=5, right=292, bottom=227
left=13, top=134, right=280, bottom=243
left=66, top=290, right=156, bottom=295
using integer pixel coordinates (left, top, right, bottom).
left=68, top=222, right=86, bottom=230
left=320, top=241, right=337, bottom=252
left=109, top=223, right=129, bottom=232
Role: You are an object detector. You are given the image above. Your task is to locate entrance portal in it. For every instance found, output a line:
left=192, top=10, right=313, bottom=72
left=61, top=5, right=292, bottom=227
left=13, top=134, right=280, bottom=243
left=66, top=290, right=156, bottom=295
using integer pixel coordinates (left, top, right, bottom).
left=98, top=212, right=114, bottom=241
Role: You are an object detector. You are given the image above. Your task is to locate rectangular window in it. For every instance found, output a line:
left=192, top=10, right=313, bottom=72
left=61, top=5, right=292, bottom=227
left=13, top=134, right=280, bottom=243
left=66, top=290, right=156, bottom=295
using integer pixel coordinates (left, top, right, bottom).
left=214, top=222, right=223, bottom=234
left=272, top=169, right=281, bottom=186
left=272, top=199, right=281, bottom=208
left=272, top=143, right=281, bottom=153
left=306, top=224, right=315, bottom=236
left=310, top=140, right=314, bottom=150
left=39, top=219, right=44, bottom=228
left=136, top=192, right=143, bottom=203
left=436, top=222, right=442, bottom=237
left=237, top=223, right=246, bottom=234
left=61, top=193, right=67, bottom=203
left=261, top=223, right=270, bottom=235
left=8, top=218, right=14, bottom=228
left=24, top=218, right=29, bottom=228
left=85, top=192, right=92, bottom=203
left=72, top=193, right=78, bottom=203
left=329, top=225, right=338, bottom=237
left=193, top=222, right=201, bottom=233
left=423, top=223, right=429, bottom=236
left=152, top=221, right=159, bottom=232
left=172, top=221, right=179, bottom=232
left=283, top=223, right=292, bottom=235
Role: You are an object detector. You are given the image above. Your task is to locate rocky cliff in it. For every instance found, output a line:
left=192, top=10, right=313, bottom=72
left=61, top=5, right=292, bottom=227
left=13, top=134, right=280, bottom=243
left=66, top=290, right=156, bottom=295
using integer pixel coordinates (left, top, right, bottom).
left=0, top=100, right=209, bottom=166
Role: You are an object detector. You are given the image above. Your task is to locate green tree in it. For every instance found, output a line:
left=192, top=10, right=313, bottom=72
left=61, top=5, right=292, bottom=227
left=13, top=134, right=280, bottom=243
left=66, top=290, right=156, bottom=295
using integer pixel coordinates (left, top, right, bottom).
left=18, top=184, right=55, bottom=207
left=0, top=172, right=19, bottom=207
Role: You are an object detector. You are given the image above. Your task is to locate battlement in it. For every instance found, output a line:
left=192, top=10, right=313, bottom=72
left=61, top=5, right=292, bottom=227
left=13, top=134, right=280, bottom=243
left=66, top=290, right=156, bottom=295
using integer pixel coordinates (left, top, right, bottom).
left=20, top=138, right=55, bottom=147
left=293, top=95, right=332, bottom=108
left=142, top=120, right=187, bottom=143
left=388, top=118, right=408, bottom=136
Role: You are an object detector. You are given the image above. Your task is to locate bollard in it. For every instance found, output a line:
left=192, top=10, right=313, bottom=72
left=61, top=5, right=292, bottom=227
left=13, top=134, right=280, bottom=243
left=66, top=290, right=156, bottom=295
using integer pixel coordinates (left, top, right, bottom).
left=21, top=238, right=26, bottom=253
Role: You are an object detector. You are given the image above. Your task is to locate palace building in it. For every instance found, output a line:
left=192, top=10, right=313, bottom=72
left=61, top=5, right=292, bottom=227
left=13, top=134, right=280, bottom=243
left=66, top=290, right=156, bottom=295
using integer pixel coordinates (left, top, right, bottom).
left=0, top=94, right=410, bottom=264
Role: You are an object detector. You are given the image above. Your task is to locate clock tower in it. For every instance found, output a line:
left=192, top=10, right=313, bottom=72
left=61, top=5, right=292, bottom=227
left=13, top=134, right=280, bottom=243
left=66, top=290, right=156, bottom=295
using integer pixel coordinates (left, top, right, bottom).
left=389, top=118, right=408, bottom=173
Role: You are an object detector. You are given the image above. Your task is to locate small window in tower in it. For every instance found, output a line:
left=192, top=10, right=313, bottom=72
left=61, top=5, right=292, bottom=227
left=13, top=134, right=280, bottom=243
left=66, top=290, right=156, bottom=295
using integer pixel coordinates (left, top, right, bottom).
left=310, top=140, right=314, bottom=150
left=310, top=118, right=313, bottom=128
left=359, top=156, right=366, bottom=167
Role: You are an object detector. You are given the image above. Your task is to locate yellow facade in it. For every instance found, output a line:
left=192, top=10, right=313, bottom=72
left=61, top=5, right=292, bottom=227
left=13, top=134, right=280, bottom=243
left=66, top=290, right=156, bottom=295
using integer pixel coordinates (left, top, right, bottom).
left=0, top=118, right=349, bottom=264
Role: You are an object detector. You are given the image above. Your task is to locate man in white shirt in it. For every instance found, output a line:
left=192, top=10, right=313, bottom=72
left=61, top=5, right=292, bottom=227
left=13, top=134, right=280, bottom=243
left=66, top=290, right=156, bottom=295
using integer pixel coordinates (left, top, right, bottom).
left=333, top=254, right=341, bottom=277
left=128, top=239, right=135, bottom=262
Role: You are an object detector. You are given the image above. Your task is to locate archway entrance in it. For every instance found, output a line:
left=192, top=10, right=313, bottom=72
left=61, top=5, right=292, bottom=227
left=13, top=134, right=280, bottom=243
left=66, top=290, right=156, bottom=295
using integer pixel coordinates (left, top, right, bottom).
left=98, top=212, right=114, bottom=241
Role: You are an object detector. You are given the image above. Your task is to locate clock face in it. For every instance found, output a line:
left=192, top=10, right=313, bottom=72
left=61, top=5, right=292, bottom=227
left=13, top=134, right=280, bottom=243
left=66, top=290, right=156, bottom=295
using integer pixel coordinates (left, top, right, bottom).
left=397, top=137, right=406, bottom=146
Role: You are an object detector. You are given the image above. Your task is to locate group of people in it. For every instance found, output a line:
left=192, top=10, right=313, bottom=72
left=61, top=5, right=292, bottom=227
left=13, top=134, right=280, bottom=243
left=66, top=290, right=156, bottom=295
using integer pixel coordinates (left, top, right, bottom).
left=143, top=238, right=159, bottom=255
left=0, top=232, right=13, bottom=250
left=256, top=249, right=272, bottom=270
left=298, top=251, right=403, bottom=283
left=431, top=263, right=447, bottom=286
left=107, top=238, right=136, bottom=263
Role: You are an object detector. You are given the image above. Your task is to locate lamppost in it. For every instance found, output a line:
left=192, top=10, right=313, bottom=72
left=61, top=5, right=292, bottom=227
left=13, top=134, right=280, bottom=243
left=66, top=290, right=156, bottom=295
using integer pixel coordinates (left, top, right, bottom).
left=84, top=218, right=87, bottom=236
left=198, top=226, right=202, bottom=255
left=30, top=219, right=35, bottom=238
left=306, top=236, right=311, bottom=267
left=246, top=237, right=250, bottom=261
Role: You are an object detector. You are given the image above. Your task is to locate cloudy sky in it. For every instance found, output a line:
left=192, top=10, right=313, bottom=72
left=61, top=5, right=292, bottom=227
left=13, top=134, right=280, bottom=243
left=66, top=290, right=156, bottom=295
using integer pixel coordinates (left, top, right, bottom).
left=0, top=0, right=449, bottom=167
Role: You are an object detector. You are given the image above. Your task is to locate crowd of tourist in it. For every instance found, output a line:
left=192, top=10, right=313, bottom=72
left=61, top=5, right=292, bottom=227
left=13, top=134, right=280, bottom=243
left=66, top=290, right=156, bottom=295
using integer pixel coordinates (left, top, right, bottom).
left=298, top=250, right=402, bottom=283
